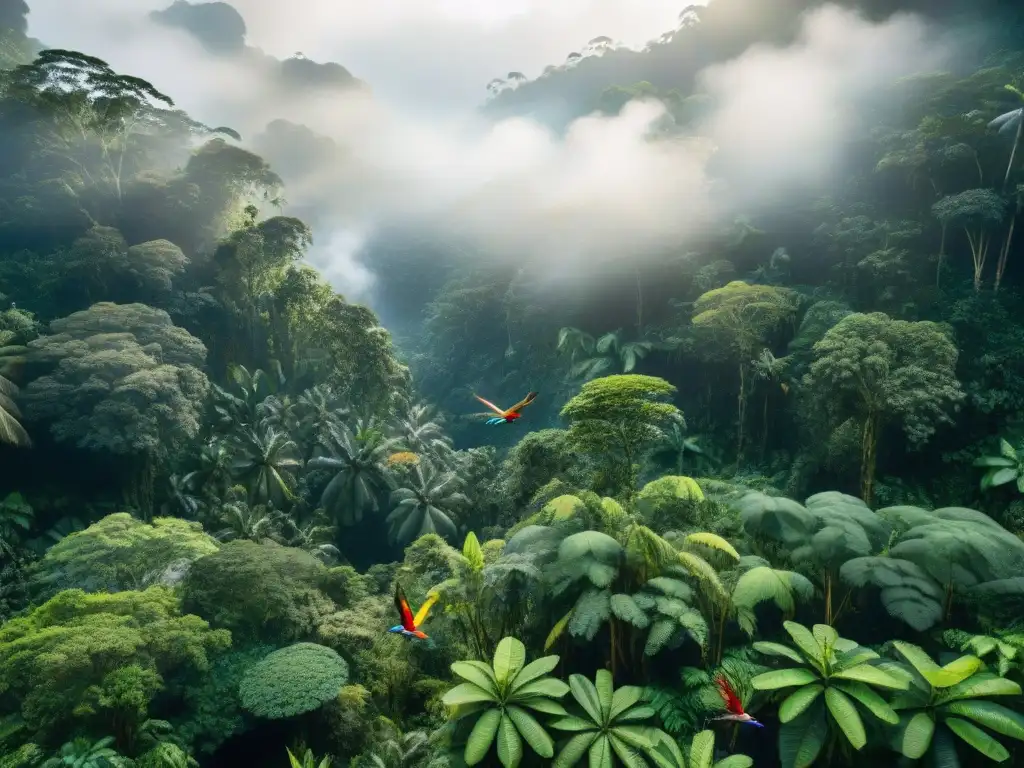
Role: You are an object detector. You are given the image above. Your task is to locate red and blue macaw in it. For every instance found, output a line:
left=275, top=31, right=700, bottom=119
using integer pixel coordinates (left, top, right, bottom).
left=472, top=391, right=538, bottom=425
left=711, top=675, right=763, bottom=727
left=389, top=583, right=438, bottom=640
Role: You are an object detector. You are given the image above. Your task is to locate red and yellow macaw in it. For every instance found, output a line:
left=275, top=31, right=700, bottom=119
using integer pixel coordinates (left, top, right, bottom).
left=472, top=391, right=538, bottom=425
left=389, top=583, right=438, bottom=640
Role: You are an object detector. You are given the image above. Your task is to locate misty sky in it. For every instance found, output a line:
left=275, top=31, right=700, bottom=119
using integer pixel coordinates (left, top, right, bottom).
left=25, top=0, right=688, bottom=111
left=19, top=2, right=953, bottom=304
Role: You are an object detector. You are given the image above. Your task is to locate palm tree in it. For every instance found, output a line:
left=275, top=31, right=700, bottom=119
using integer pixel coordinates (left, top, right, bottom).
left=386, top=459, right=468, bottom=544
left=359, top=720, right=429, bottom=767
left=230, top=422, right=302, bottom=506
left=160, top=473, right=203, bottom=518
left=308, top=421, right=397, bottom=526
left=293, top=384, right=349, bottom=455
left=0, top=491, right=32, bottom=557
left=390, top=402, right=453, bottom=461
left=990, top=83, right=1024, bottom=190
left=287, top=510, right=342, bottom=564
left=213, top=486, right=287, bottom=543
left=189, top=439, right=233, bottom=501
left=0, top=333, right=30, bottom=447
left=211, top=363, right=278, bottom=430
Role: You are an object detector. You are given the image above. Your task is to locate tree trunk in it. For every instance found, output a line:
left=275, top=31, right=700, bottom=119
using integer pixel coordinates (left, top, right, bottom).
left=996, top=209, right=1018, bottom=292
left=736, top=362, right=748, bottom=463
left=859, top=411, right=881, bottom=505
left=936, top=221, right=947, bottom=287
left=965, top=227, right=990, bottom=292
left=760, top=389, right=770, bottom=462
left=125, top=451, right=155, bottom=520
left=1003, top=112, right=1023, bottom=190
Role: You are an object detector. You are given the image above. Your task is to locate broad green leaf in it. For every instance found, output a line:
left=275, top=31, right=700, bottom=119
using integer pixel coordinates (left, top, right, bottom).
left=893, top=643, right=980, bottom=687
left=930, top=726, right=961, bottom=768
left=609, top=686, right=643, bottom=721
left=988, top=468, right=1017, bottom=487
left=944, top=700, right=1024, bottom=740
left=825, top=687, right=866, bottom=749
left=517, top=696, right=567, bottom=716
left=783, top=621, right=824, bottom=671
left=832, top=664, right=907, bottom=690
left=493, top=637, right=527, bottom=685
left=513, top=677, right=570, bottom=700
left=831, top=680, right=898, bottom=724
left=496, top=713, right=524, bottom=768
left=779, top=684, right=823, bottom=723
left=552, top=733, right=598, bottom=768
left=689, top=729, right=715, bottom=768
left=945, top=716, right=1010, bottom=761
left=550, top=716, right=596, bottom=732
left=569, top=673, right=604, bottom=725
left=452, top=661, right=498, bottom=695
left=465, top=709, right=502, bottom=765
left=752, top=668, right=819, bottom=690
left=936, top=674, right=1021, bottom=705
left=608, top=733, right=649, bottom=768
left=614, top=705, right=657, bottom=723
left=595, top=669, right=614, bottom=720
left=510, top=655, right=560, bottom=693
left=893, top=712, right=935, bottom=760
left=999, top=438, right=1017, bottom=460
left=753, top=641, right=805, bottom=664
left=610, top=724, right=657, bottom=751
left=444, top=683, right=496, bottom=708
left=715, top=757, right=754, bottom=768
left=812, top=624, right=838, bottom=654
left=973, top=456, right=1015, bottom=467
left=506, top=705, right=554, bottom=758
left=778, top=705, right=828, bottom=768
left=590, top=734, right=614, bottom=768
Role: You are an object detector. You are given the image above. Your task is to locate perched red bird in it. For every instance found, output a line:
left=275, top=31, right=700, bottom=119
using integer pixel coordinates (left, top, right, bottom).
left=389, top=583, right=437, bottom=640
left=472, top=391, right=538, bottom=425
left=711, top=675, right=763, bottom=728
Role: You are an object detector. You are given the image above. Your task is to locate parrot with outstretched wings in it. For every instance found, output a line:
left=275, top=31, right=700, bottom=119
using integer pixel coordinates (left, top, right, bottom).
left=471, top=391, right=538, bottom=425
left=710, top=675, right=763, bottom=727
left=389, top=583, right=438, bottom=640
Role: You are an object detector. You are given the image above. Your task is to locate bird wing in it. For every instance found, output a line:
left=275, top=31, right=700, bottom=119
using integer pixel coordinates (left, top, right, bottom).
left=394, top=583, right=416, bottom=631
left=504, top=391, right=538, bottom=416
left=473, top=394, right=507, bottom=416
left=715, top=675, right=745, bottom=716
left=413, top=592, right=439, bottom=627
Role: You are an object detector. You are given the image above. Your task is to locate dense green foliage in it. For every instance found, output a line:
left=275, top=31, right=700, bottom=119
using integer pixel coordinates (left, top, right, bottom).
left=4, top=0, right=1024, bottom=766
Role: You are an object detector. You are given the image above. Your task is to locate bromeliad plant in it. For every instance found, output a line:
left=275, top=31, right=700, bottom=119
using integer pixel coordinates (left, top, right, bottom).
left=752, top=621, right=908, bottom=768
left=440, top=636, right=569, bottom=767
left=549, top=669, right=677, bottom=767
left=885, top=641, right=1024, bottom=764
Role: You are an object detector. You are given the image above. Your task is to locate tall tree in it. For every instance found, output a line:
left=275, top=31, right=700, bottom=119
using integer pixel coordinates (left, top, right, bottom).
left=691, top=281, right=797, bottom=461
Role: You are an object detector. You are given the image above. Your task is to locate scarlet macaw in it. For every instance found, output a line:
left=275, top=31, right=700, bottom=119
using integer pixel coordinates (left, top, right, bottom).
left=389, top=583, right=438, bottom=640
left=710, top=675, right=764, bottom=727
left=472, top=391, right=538, bottom=425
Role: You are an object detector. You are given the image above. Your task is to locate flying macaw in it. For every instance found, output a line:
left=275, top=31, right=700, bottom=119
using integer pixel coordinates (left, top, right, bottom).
left=472, top=391, right=538, bottom=425
left=389, top=583, right=438, bottom=640
left=710, top=675, right=764, bottom=727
